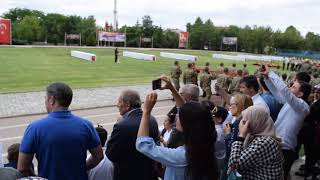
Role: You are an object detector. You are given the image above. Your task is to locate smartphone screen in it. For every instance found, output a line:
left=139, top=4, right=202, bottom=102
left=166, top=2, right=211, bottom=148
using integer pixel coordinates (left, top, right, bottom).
left=152, top=79, right=162, bottom=90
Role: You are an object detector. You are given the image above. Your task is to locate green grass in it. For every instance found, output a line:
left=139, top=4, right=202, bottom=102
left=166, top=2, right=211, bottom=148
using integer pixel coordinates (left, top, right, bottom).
left=0, top=47, right=284, bottom=93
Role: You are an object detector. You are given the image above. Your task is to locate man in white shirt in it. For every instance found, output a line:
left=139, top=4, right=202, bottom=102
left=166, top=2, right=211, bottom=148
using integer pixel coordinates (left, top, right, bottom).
left=88, top=126, right=113, bottom=180
left=262, top=66, right=311, bottom=179
left=239, top=75, right=270, bottom=114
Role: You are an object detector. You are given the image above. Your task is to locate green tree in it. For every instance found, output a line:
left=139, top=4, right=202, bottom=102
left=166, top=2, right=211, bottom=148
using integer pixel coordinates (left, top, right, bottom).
left=189, top=17, right=205, bottom=49
left=65, top=15, right=82, bottom=34
left=305, top=32, right=320, bottom=51
left=44, top=13, right=67, bottom=44
left=163, top=30, right=179, bottom=48
left=15, top=16, right=45, bottom=44
left=238, top=26, right=253, bottom=52
left=142, top=15, right=153, bottom=37
left=251, top=26, right=273, bottom=53
left=2, top=8, right=46, bottom=42
left=2, top=8, right=44, bottom=23
left=119, top=21, right=142, bottom=47
left=152, top=26, right=164, bottom=48
left=282, top=26, right=304, bottom=50
left=80, top=15, right=96, bottom=46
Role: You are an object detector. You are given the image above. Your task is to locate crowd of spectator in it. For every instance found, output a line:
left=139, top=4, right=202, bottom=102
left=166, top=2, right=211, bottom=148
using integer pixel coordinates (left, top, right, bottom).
left=0, top=59, right=320, bottom=180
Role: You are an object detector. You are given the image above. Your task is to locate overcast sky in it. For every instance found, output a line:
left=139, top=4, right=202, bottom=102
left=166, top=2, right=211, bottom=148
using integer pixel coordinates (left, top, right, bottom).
left=1, top=0, right=319, bottom=36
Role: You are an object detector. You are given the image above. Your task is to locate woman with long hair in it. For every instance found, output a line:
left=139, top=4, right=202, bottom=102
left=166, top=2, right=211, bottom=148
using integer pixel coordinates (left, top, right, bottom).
left=228, top=106, right=284, bottom=179
left=136, top=76, right=218, bottom=180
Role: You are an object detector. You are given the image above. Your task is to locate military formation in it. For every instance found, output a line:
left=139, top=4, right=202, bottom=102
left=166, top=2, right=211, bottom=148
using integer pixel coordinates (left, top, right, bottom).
left=170, top=58, right=320, bottom=100
left=170, top=61, right=247, bottom=100
left=283, top=58, right=320, bottom=87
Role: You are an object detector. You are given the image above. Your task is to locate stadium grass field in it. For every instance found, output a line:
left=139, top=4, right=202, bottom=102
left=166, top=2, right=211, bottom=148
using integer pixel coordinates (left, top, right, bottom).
left=0, top=47, right=284, bottom=93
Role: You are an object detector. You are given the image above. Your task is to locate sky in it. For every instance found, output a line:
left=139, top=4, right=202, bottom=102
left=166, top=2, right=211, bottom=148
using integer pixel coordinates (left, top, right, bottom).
left=1, top=0, right=319, bottom=36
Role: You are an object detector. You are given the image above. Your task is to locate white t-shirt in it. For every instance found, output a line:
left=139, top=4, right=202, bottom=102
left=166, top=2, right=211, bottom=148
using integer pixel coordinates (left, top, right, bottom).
left=88, top=147, right=113, bottom=180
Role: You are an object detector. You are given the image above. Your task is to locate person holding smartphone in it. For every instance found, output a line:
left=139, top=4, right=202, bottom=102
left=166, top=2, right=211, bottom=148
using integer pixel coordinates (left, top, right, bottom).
left=262, top=64, right=311, bottom=179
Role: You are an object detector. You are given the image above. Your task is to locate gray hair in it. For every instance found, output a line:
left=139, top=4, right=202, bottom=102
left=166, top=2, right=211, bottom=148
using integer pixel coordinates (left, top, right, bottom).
left=120, top=89, right=141, bottom=109
left=180, top=84, right=199, bottom=101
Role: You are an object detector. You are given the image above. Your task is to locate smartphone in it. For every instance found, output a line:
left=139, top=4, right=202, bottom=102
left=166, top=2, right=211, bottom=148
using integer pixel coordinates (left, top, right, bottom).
left=152, top=79, right=162, bottom=90
left=261, top=65, right=266, bottom=72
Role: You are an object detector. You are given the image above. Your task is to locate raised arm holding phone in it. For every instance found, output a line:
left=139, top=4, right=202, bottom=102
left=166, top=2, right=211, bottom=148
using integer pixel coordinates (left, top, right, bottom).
left=261, top=64, right=311, bottom=179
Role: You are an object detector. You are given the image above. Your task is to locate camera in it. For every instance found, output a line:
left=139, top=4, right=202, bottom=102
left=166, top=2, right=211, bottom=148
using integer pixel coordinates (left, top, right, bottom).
left=152, top=79, right=162, bottom=90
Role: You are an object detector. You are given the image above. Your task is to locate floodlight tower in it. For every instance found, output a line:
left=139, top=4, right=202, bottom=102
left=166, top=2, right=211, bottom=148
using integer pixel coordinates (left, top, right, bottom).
left=113, top=0, right=118, bottom=31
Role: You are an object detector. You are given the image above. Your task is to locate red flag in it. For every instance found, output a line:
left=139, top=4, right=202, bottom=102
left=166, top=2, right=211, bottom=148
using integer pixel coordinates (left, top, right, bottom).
left=179, top=32, right=189, bottom=48
left=0, top=19, right=11, bottom=44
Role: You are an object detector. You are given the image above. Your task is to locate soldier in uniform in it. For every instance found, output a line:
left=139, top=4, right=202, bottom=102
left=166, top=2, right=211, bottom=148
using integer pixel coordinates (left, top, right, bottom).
left=191, top=62, right=199, bottom=85
left=216, top=68, right=231, bottom=106
left=300, top=60, right=312, bottom=73
left=183, top=63, right=198, bottom=85
left=311, top=62, right=318, bottom=76
left=294, top=59, right=299, bottom=71
left=216, top=68, right=231, bottom=92
left=290, top=59, right=295, bottom=71
left=297, top=59, right=303, bottom=71
left=205, top=62, right=210, bottom=68
left=170, top=61, right=182, bottom=92
left=228, top=69, right=242, bottom=94
left=254, top=64, right=263, bottom=77
left=287, top=59, right=291, bottom=70
left=200, top=67, right=214, bottom=100
left=218, top=62, right=224, bottom=72
left=230, top=63, right=237, bottom=74
left=282, top=59, right=286, bottom=70
left=242, top=63, right=249, bottom=76
left=310, top=73, right=320, bottom=92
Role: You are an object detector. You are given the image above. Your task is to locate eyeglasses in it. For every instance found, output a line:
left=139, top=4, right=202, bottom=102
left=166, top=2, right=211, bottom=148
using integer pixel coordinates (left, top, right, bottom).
left=230, top=103, right=237, bottom=107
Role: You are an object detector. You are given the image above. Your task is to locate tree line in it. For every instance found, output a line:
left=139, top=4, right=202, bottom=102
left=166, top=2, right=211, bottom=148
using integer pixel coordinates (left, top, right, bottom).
left=187, top=17, right=320, bottom=54
left=2, top=8, right=320, bottom=54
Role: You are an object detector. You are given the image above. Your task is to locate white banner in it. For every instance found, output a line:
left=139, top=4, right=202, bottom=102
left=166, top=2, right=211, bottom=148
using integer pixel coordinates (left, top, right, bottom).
left=141, top=37, right=152, bottom=43
left=223, top=37, right=237, bottom=45
left=98, top=31, right=126, bottom=42
left=66, top=34, right=80, bottom=40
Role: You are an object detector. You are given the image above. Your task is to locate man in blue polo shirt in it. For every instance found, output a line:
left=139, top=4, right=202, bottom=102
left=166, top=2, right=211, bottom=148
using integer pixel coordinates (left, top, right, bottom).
left=18, top=82, right=103, bottom=180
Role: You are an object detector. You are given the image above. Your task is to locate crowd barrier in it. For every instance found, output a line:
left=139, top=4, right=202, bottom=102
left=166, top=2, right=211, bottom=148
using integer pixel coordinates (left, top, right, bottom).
left=212, top=54, right=288, bottom=62
left=71, top=51, right=96, bottom=61
left=123, top=51, right=156, bottom=61
left=160, top=52, right=197, bottom=62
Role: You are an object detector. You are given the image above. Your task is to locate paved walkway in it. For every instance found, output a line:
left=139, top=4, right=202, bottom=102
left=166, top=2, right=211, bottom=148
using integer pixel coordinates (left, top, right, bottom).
left=0, top=84, right=172, bottom=118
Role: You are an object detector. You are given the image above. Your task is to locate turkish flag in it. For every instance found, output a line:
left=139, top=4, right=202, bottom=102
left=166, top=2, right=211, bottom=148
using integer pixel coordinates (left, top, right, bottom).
left=0, top=19, right=11, bottom=44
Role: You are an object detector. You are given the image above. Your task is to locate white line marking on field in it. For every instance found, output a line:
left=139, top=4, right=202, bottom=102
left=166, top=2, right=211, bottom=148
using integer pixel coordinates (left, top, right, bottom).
left=0, top=114, right=167, bottom=142
left=0, top=136, right=22, bottom=141
left=0, top=105, right=173, bottom=130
